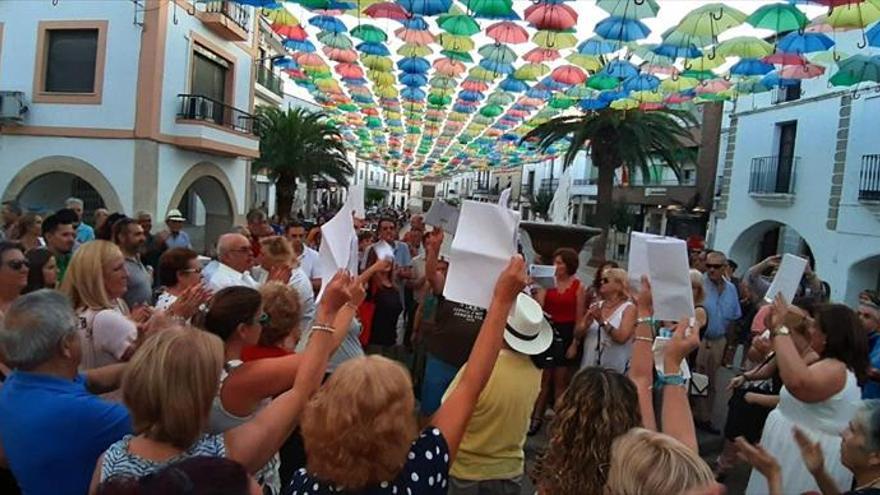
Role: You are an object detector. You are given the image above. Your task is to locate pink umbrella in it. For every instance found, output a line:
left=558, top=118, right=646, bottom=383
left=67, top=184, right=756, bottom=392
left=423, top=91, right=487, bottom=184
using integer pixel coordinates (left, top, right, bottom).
left=780, top=63, right=826, bottom=79
left=295, top=52, right=325, bottom=67
left=695, top=79, right=731, bottom=94
left=349, top=86, right=371, bottom=94
left=274, top=24, right=307, bottom=40
left=285, top=69, right=307, bottom=80
left=486, top=21, right=529, bottom=44
left=763, top=52, right=807, bottom=65
left=520, top=97, right=544, bottom=106
left=644, top=64, right=678, bottom=76
left=508, top=109, right=529, bottom=118
left=323, top=47, right=359, bottom=63
left=486, top=128, right=503, bottom=137
left=433, top=58, right=466, bottom=76
left=551, top=65, right=587, bottom=85
left=665, top=94, right=693, bottom=104
left=524, top=3, right=578, bottom=31
left=462, top=80, right=489, bottom=91
left=364, top=2, right=409, bottom=21
left=640, top=103, right=664, bottom=111
left=524, top=47, right=560, bottom=63
left=335, top=63, right=364, bottom=79
left=362, top=107, right=379, bottom=116
left=395, top=27, right=434, bottom=45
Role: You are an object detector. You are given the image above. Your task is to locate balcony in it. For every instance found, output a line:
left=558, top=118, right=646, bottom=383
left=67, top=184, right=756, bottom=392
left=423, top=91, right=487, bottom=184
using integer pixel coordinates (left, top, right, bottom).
left=256, top=66, right=284, bottom=99
left=177, top=94, right=255, bottom=134
left=749, top=155, right=799, bottom=204
left=200, top=1, right=251, bottom=42
left=539, top=178, right=559, bottom=195
left=860, top=154, right=880, bottom=202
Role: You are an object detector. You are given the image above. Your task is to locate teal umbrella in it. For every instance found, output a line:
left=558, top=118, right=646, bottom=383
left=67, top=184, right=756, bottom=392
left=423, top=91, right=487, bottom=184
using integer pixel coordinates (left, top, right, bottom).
left=595, top=0, right=660, bottom=20
left=747, top=3, right=808, bottom=32
left=477, top=43, right=518, bottom=63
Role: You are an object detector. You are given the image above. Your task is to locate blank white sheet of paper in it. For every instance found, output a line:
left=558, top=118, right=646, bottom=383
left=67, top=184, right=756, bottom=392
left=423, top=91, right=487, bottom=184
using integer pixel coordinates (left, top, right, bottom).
left=424, top=200, right=461, bottom=234
left=763, top=253, right=808, bottom=304
left=628, top=231, right=663, bottom=290
left=529, top=264, right=556, bottom=289
left=646, top=237, right=695, bottom=322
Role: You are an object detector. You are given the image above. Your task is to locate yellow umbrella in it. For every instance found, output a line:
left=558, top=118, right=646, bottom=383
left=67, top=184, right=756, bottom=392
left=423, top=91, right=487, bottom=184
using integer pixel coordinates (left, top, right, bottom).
left=685, top=54, right=726, bottom=71
left=514, top=63, right=550, bottom=80
left=368, top=70, right=396, bottom=86
left=398, top=43, right=433, bottom=57
left=469, top=66, right=499, bottom=81
left=660, top=76, right=699, bottom=92
left=438, top=34, right=475, bottom=52
left=566, top=53, right=603, bottom=72
left=376, top=86, right=398, bottom=99
left=630, top=90, right=663, bottom=103
left=610, top=98, right=640, bottom=110
left=361, top=55, right=393, bottom=71
left=262, top=8, right=298, bottom=26
left=533, top=30, right=577, bottom=49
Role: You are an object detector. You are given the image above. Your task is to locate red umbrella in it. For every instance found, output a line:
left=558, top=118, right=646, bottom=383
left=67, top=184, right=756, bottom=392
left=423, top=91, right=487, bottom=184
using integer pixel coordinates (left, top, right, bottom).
left=780, top=63, right=826, bottom=79
left=462, top=80, right=489, bottom=91
left=640, top=103, right=665, bottom=111
left=524, top=3, right=578, bottom=31
left=323, top=47, right=359, bottom=63
left=665, top=94, right=693, bottom=104
left=362, top=108, right=379, bottom=116
left=364, top=2, right=410, bottom=21
left=763, top=52, right=808, bottom=65
left=486, top=21, right=529, bottom=44
left=274, top=24, right=307, bottom=40
left=551, top=65, right=587, bottom=85
left=335, top=63, right=364, bottom=79
left=807, top=0, right=865, bottom=6
left=524, top=47, right=560, bottom=63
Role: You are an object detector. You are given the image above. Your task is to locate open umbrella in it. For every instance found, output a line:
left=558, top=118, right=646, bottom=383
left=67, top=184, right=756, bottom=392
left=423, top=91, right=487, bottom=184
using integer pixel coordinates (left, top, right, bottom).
left=533, top=31, right=578, bottom=49
left=514, top=63, right=550, bottom=80
left=318, top=32, right=352, bottom=49
left=398, top=57, right=430, bottom=73
left=323, top=47, right=359, bottom=63
left=777, top=32, right=835, bottom=53
left=430, top=76, right=458, bottom=89
left=478, top=43, right=517, bottom=63
left=397, top=0, right=452, bottom=16
left=828, top=0, right=880, bottom=29
left=551, top=65, right=587, bottom=85
left=283, top=39, right=315, bottom=52
left=729, top=58, right=775, bottom=76
left=623, top=74, right=660, bottom=92
left=868, top=19, right=880, bottom=46
left=588, top=74, right=620, bottom=90
left=675, top=3, right=747, bottom=38
left=400, top=72, right=428, bottom=87
left=308, top=15, right=347, bottom=33
left=499, top=77, right=529, bottom=92
left=356, top=42, right=390, bottom=56
left=829, top=54, right=880, bottom=86
left=747, top=3, right=809, bottom=32
left=577, top=37, right=620, bottom=55
left=399, top=43, right=433, bottom=57
left=486, top=21, right=529, bottom=44
left=652, top=43, right=702, bottom=59
left=438, top=33, right=476, bottom=52
left=596, top=0, right=660, bottom=20
left=433, top=58, right=467, bottom=76
left=603, top=59, right=640, bottom=79
left=524, top=47, right=560, bottom=63
left=364, top=2, right=410, bottom=20
left=351, top=25, right=387, bottom=43
left=566, top=53, right=603, bottom=72
left=595, top=16, right=651, bottom=42
left=763, top=52, right=808, bottom=65
left=395, top=28, right=435, bottom=45
left=716, top=36, right=773, bottom=58
left=779, top=63, right=826, bottom=79
left=439, top=13, right=481, bottom=35
left=524, top=3, right=578, bottom=30
left=442, top=50, right=475, bottom=62
left=464, top=0, right=517, bottom=19
left=264, top=7, right=298, bottom=26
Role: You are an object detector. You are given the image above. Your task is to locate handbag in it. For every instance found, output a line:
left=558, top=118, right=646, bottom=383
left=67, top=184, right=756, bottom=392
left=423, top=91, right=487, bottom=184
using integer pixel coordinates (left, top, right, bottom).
left=530, top=317, right=564, bottom=370
left=689, top=372, right=709, bottom=397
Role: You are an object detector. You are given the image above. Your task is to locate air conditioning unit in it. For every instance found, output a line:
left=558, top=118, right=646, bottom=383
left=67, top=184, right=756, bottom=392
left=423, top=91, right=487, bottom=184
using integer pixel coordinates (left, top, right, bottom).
left=0, top=91, right=28, bottom=123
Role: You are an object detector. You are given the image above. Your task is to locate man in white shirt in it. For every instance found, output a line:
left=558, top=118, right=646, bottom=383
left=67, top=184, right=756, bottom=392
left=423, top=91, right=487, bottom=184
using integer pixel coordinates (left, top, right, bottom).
left=285, top=221, right=321, bottom=293
left=205, top=233, right=259, bottom=291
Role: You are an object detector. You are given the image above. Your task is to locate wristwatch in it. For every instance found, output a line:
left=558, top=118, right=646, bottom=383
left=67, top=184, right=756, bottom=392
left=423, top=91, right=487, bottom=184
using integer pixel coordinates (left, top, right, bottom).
left=770, top=325, right=791, bottom=338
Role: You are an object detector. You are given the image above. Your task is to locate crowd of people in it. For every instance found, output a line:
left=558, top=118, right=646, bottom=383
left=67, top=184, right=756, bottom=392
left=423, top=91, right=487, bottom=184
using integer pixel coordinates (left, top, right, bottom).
left=0, top=197, right=879, bottom=495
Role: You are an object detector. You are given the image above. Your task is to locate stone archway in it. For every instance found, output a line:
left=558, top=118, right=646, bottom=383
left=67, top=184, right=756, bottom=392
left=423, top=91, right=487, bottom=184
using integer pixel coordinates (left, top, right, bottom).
left=2, top=156, right=125, bottom=215
left=166, top=162, right=238, bottom=254
left=727, top=219, right=817, bottom=271
left=847, top=254, right=880, bottom=304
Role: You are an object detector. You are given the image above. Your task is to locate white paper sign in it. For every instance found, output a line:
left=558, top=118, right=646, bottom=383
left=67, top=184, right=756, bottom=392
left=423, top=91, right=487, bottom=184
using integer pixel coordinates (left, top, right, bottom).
left=316, top=204, right=355, bottom=301
left=628, top=231, right=663, bottom=290
left=529, top=264, right=556, bottom=289
left=646, top=237, right=695, bottom=322
left=763, top=253, right=808, bottom=304
left=424, top=200, right=460, bottom=234
left=346, top=181, right=366, bottom=219
left=498, top=188, right=512, bottom=209
left=372, top=240, right=395, bottom=261
left=444, top=200, right=520, bottom=309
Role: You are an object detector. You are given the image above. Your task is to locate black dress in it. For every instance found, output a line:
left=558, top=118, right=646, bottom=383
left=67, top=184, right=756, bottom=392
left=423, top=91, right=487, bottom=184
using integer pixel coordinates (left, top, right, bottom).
left=368, top=285, right=404, bottom=347
left=723, top=353, right=781, bottom=443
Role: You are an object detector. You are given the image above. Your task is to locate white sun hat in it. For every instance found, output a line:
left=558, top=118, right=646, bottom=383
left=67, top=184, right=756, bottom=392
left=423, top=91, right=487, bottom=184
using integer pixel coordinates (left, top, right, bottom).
left=504, top=292, right=553, bottom=356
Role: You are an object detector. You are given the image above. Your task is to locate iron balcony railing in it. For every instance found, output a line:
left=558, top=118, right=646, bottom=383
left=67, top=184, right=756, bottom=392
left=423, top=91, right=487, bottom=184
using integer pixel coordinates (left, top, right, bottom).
left=539, top=178, right=559, bottom=195
left=177, top=94, right=255, bottom=134
left=256, top=66, right=284, bottom=97
left=203, top=1, right=251, bottom=32
left=749, top=155, right=799, bottom=195
left=573, top=178, right=598, bottom=186
left=860, top=154, right=880, bottom=201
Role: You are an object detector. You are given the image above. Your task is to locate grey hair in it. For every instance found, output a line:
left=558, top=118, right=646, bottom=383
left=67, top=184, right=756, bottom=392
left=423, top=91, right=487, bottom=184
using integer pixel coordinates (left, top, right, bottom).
left=0, top=290, right=77, bottom=370
left=65, top=197, right=84, bottom=208
left=135, top=210, right=152, bottom=220
left=855, top=400, right=880, bottom=452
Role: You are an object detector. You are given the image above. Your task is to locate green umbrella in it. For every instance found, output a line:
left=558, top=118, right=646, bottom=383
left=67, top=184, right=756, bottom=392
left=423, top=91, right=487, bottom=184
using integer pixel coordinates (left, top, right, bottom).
left=829, top=54, right=880, bottom=86
left=747, top=3, right=808, bottom=32
left=716, top=36, right=773, bottom=58
left=317, top=32, right=353, bottom=49
left=486, top=91, right=515, bottom=105
left=514, top=63, right=549, bottom=80
left=440, top=49, right=474, bottom=63
left=735, top=78, right=771, bottom=94
left=675, top=4, right=747, bottom=38
left=430, top=76, right=458, bottom=89
left=351, top=25, right=387, bottom=43
left=464, top=0, right=514, bottom=19
left=533, top=31, right=577, bottom=49
left=480, top=105, right=504, bottom=118
left=662, top=28, right=712, bottom=48
left=472, top=115, right=495, bottom=125
left=438, top=14, right=481, bottom=36
left=338, top=103, right=358, bottom=112
left=366, top=117, right=383, bottom=128
left=292, top=0, right=331, bottom=9
left=428, top=94, right=453, bottom=105
left=565, top=84, right=594, bottom=98
left=680, top=69, right=716, bottom=81
left=595, top=0, right=660, bottom=20
left=660, top=76, right=699, bottom=92
left=478, top=43, right=518, bottom=64
left=549, top=96, right=576, bottom=109
left=587, top=73, right=620, bottom=90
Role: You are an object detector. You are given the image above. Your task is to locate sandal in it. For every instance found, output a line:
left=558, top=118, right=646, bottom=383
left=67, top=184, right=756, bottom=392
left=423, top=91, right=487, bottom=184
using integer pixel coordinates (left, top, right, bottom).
left=527, top=417, right=543, bottom=437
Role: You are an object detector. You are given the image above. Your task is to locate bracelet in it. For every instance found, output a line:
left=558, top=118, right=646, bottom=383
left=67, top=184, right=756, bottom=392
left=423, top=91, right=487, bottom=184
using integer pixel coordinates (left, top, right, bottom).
left=311, top=324, right=335, bottom=334
left=656, top=373, right=686, bottom=387
left=634, top=336, right=654, bottom=344
left=636, top=316, right=654, bottom=326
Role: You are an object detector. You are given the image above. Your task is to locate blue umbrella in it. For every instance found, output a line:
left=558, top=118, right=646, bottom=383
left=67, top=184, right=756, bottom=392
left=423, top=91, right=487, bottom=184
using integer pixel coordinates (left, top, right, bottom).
left=327, top=0, right=356, bottom=8
left=283, top=39, right=315, bottom=52
left=352, top=94, right=374, bottom=103
left=356, top=42, right=391, bottom=56
left=577, top=37, right=619, bottom=55
left=308, top=15, right=347, bottom=33
left=501, top=134, right=519, bottom=142
left=539, top=77, right=569, bottom=90
left=401, top=88, right=426, bottom=100
left=459, top=90, right=486, bottom=102
left=652, top=43, right=702, bottom=59
left=453, top=104, right=476, bottom=113
left=397, top=0, right=452, bottom=16
left=761, top=72, right=801, bottom=88
left=401, top=16, right=430, bottom=30
left=526, top=88, right=551, bottom=99
left=232, top=0, right=280, bottom=6
left=599, top=89, right=630, bottom=102
left=730, top=58, right=774, bottom=76
left=400, top=73, right=428, bottom=87
left=602, top=59, right=639, bottom=79
left=272, top=57, right=298, bottom=69
left=500, top=77, right=529, bottom=92
left=623, top=74, right=660, bottom=92
left=778, top=32, right=834, bottom=54
left=342, top=77, right=367, bottom=85
left=479, top=59, right=515, bottom=74
left=595, top=16, right=650, bottom=42
left=580, top=98, right=609, bottom=110
left=398, top=57, right=431, bottom=73
left=869, top=21, right=880, bottom=47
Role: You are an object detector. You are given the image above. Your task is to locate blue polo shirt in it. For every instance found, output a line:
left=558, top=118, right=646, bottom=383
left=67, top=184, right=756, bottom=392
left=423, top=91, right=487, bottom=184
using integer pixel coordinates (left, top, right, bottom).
left=75, top=223, right=95, bottom=244
left=864, top=332, right=880, bottom=399
left=0, top=371, right=131, bottom=495
left=702, top=275, right=742, bottom=340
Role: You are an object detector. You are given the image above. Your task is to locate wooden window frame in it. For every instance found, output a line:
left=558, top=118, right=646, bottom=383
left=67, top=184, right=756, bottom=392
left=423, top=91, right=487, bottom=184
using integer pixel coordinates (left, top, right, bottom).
left=33, top=20, right=108, bottom=104
left=187, top=31, right=236, bottom=108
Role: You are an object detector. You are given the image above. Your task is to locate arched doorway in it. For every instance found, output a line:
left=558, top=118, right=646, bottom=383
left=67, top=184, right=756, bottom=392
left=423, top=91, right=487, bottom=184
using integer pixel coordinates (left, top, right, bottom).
left=166, top=163, right=237, bottom=255
left=727, top=220, right=816, bottom=270
left=847, top=255, right=880, bottom=304
left=2, top=156, right=124, bottom=221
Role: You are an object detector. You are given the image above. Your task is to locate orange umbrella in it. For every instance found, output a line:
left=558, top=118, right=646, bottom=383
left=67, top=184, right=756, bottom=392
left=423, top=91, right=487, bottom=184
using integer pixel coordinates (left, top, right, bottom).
left=433, top=58, right=467, bottom=76
left=335, top=63, right=364, bottom=79
left=323, top=47, right=359, bottom=63
left=395, top=27, right=435, bottom=45
left=524, top=47, right=560, bottom=63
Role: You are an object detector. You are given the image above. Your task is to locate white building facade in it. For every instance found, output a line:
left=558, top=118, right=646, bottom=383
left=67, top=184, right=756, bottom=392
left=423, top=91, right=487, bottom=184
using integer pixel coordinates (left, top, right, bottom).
left=0, top=0, right=266, bottom=252
left=712, top=34, right=880, bottom=304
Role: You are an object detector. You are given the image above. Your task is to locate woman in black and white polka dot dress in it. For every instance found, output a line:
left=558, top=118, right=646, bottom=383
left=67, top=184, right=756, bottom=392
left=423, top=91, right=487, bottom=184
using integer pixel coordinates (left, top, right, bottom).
left=285, top=257, right=528, bottom=495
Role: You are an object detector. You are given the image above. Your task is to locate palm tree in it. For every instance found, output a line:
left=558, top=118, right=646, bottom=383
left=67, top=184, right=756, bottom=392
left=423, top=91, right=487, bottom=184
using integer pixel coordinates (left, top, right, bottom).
left=521, top=108, right=697, bottom=262
left=254, top=107, right=354, bottom=221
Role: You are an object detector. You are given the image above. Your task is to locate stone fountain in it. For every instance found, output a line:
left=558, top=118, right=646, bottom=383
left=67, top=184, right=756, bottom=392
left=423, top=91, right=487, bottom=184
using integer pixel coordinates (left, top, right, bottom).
left=519, top=221, right=602, bottom=264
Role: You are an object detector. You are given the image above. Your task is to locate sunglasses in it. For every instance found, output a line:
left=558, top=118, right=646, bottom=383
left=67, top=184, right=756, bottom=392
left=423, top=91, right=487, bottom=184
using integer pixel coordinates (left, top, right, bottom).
left=179, top=267, right=202, bottom=275
left=4, top=259, right=29, bottom=270
left=705, top=263, right=724, bottom=269
left=257, top=313, right=271, bottom=326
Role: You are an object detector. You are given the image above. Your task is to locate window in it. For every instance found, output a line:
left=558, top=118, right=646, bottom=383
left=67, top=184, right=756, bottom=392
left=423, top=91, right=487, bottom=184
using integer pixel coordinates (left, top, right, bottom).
left=34, top=21, right=107, bottom=104
left=192, top=46, right=229, bottom=104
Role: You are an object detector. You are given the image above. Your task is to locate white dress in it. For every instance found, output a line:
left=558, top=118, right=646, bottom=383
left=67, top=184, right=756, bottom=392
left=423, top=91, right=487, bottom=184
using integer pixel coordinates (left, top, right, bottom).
left=580, top=301, right=634, bottom=373
left=745, top=369, right=860, bottom=495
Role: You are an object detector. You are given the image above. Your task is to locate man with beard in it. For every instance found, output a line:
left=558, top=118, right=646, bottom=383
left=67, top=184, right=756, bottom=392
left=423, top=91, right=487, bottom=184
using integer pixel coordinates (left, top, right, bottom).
left=113, top=217, right=151, bottom=308
left=42, top=209, right=77, bottom=283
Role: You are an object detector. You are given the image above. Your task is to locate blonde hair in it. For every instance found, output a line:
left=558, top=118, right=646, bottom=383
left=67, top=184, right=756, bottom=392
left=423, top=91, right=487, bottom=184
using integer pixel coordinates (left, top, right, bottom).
left=59, top=240, right=123, bottom=310
left=122, top=326, right=224, bottom=449
left=259, top=236, right=293, bottom=268
left=604, top=267, right=630, bottom=300
left=259, top=281, right=302, bottom=346
left=301, top=356, right=418, bottom=490
left=689, top=269, right=705, bottom=305
left=605, top=428, right=714, bottom=495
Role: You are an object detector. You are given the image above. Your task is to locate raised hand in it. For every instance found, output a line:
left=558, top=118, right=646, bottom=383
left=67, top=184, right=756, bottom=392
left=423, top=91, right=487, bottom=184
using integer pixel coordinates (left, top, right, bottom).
left=321, top=270, right=354, bottom=315
left=735, top=437, right=781, bottom=482
left=493, top=255, right=528, bottom=304
left=168, top=283, right=212, bottom=320
left=665, top=317, right=700, bottom=365
left=636, top=276, right=653, bottom=315
left=767, top=293, right=790, bottom=330
left=130, top=304, right=154, bottom=324
left=793, top=427, right=825, bottom=475
left=268, top=264, right=293, bottom=284
left=425, top=229, right=444, bottom=254
left=348, top=275, right=367, bottom=308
